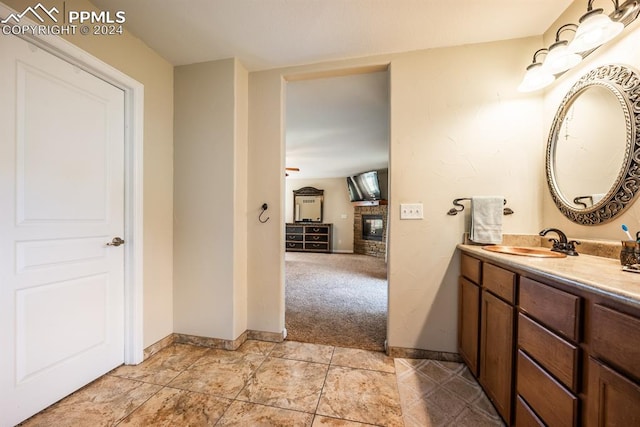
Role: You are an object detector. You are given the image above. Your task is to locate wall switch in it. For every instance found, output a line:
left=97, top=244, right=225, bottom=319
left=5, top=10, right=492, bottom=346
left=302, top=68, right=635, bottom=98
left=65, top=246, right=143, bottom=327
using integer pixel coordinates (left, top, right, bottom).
left=340, top=214, right=348, bottom=219
left=400, top=203, right=424, bottom=220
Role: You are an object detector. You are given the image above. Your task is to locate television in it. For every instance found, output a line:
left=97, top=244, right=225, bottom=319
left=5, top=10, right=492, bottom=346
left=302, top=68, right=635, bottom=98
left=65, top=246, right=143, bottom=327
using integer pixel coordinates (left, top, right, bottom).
left=347, top=171, right=381, bottom=202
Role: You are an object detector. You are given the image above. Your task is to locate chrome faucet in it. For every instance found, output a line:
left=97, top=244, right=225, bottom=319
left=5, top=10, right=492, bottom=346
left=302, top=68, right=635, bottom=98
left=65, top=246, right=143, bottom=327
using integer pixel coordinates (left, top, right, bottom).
left=539, top=228, right=580, bottom=256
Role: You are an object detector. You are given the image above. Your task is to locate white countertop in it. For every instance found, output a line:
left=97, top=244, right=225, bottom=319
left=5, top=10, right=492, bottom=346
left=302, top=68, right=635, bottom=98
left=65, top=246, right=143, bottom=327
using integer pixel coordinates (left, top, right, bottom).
left=458, top=244, right=640, bottom=308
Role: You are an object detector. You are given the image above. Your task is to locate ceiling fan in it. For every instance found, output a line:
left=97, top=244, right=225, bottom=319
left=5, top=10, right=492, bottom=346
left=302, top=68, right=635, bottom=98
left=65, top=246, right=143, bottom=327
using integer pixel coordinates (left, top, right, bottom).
left=285, top=167, right=299, bottom=177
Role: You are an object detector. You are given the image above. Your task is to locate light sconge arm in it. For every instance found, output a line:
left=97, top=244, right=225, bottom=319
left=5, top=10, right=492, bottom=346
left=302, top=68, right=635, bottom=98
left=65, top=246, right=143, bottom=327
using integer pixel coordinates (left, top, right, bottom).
left=586, top=0, right=621, bottom=12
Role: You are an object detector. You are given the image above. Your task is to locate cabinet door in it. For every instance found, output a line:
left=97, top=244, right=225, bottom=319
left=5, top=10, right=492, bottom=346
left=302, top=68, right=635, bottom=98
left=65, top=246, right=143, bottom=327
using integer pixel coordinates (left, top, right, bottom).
left=459, top=277, right=480, bottom=377
left=480, top=289, right=514, bottom=424
left=587, top=357, right=640, bottom=427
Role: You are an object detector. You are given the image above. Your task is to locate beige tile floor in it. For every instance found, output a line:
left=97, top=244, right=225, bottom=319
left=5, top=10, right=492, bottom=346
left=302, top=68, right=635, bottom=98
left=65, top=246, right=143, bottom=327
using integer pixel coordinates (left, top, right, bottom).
left=20, top=340, right=504, bottom=426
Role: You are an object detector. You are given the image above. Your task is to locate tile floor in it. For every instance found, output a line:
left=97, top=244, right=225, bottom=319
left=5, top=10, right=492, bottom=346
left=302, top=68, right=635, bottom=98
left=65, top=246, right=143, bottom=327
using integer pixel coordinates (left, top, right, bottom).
left=20, top=340, right=504, bottom=426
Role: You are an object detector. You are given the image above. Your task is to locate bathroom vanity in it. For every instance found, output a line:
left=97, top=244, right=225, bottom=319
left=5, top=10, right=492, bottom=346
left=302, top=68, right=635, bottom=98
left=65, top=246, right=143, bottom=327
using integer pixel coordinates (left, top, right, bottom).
left=457, top=244, right=640, bottom=426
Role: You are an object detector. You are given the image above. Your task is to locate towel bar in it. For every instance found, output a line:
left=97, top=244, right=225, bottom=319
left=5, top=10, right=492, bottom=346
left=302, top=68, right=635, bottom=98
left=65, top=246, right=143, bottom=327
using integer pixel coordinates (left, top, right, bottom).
left=447, top=198, right=514, bottom=216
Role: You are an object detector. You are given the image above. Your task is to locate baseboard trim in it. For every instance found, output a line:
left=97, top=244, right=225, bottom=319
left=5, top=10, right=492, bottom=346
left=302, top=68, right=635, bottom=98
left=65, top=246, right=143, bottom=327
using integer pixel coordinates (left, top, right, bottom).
left=387, top=346, right=462, bottom=362
left=143, top=334, right=176, bottom=360
left=174, top=331, right=248, bottom=351
left=332, top=249, right=354, bottom=254
left=247, top=329, right=286, bottom=343
left=142, top=329, right=286, bottom=361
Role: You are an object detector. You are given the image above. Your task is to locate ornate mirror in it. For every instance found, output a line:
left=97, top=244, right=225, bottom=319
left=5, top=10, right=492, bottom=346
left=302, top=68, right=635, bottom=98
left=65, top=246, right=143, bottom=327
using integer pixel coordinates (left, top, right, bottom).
left=293, top=187, right=324, bottom=223
left=546, top=64, right=640, bottom=224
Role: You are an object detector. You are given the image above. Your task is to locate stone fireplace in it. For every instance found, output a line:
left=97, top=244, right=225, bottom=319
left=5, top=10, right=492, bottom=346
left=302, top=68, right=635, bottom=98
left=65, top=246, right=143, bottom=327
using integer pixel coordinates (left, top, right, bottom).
left=354, top=204, right=387, bottom=258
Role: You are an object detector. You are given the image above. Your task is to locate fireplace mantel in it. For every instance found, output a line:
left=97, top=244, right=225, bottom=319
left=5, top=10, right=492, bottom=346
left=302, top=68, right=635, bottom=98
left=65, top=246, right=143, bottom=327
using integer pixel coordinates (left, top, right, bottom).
left=351, top=200, right=388, bottom=207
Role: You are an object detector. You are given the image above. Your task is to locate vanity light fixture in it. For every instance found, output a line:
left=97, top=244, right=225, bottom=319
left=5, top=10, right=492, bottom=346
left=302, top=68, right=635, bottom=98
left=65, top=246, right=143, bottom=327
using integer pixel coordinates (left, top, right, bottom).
left=517, top=49, right=555, bottom=93
left=518, top=0, right=640, bottom=92
left=570, top=0, right=624, bottom=53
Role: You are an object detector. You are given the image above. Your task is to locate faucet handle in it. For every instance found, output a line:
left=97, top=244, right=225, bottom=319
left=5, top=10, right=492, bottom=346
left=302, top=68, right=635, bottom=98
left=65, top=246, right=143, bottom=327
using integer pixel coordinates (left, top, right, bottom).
left=566, top=240, right=580, bottom=256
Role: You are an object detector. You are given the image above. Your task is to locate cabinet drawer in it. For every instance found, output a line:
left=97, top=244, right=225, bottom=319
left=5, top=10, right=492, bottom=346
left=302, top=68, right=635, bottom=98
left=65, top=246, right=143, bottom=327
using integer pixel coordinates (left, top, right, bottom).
left=518, top=313, right=579, bottom=392
left=286, top=234, right=303, bottom=241
left=305, top=226, right=329, bottom=234
left=515, top=395, right=544, bottom=427
left=461, top=254, right=482, bottom=284
left=591, top=304, right=640, bottom=381
left=305, top=234, right=328, bottom=242
left=286, top=225, right=303, bottom=233
left=305, top=242, right=328, bottom=251
left=483, top=263, right=516, bottom=303
left=519, top=277, right=581, bottom=342
left=285, top=242, right=303, bottom=250
left=517, top=350, right=578, bottom=427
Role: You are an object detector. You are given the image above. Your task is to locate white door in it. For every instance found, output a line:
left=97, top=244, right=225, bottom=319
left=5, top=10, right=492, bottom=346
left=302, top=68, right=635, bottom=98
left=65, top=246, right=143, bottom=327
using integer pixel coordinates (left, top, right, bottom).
left=0, top=34, right=125, bottom=426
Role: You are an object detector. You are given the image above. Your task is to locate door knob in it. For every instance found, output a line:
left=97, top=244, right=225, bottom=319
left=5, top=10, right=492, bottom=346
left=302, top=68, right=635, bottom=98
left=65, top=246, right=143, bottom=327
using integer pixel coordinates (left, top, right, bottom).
left=106, top=237, right=125, bottom=247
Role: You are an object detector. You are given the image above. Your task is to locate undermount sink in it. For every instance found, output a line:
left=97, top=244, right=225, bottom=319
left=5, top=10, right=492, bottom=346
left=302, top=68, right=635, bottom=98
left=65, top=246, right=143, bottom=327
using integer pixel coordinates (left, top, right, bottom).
left=482, top=245, right=567, bottom=258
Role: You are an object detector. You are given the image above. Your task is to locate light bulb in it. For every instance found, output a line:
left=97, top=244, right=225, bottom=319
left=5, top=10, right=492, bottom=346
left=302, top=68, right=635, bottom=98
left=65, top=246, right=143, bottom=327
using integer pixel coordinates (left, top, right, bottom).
left=570, top=10, right=624, bottom=53
left=518, top=63, right=555, bottom=92
left=544, top=40, right=582, bottom=74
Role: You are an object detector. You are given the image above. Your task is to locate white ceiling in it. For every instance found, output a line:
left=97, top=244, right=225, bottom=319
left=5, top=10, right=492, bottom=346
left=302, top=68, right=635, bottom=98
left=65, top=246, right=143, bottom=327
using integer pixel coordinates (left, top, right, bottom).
left=90, top=0, right=573, bottom=179
left=286, top=71, right=389, bottom=179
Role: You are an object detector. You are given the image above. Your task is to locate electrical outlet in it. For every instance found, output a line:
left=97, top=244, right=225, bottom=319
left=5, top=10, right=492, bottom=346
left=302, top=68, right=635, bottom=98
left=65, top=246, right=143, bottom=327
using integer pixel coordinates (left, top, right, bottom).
left=400, top=203, right=424, bottom=220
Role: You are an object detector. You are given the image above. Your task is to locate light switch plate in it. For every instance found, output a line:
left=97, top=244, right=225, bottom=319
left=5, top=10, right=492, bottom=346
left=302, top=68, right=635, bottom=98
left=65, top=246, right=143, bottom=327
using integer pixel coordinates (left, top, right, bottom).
left=400, top=203, right=424, bottom=220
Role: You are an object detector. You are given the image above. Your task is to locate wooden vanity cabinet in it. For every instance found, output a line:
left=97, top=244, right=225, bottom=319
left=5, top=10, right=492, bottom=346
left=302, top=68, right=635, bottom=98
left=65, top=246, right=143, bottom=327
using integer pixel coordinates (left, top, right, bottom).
left=458, top=254, right=482, bottom=376
left=459, top=276, right=480, bottom=376
left=458, top=255, right=515, bottom=423
left=586, top=304, right=640, bottom=426
left=480, top=288, right=515, bottom=423
left=458, top=249, right=640, bottom=427
left=480, top=263, right=516, bottom=424
left=587, top=357, right=640, bottom=426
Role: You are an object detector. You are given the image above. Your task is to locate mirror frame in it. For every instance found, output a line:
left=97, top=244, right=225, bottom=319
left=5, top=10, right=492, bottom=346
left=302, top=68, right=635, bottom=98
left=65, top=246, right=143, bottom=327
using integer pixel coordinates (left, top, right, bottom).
left=293, top=186, right=324, bottom=223
left=546, top=64, right=640, bottom=225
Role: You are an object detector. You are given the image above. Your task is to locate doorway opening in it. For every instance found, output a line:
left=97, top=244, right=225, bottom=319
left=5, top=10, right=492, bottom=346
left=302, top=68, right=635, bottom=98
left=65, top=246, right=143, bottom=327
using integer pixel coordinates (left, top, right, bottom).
left=283, top=66, right=390, bottom=351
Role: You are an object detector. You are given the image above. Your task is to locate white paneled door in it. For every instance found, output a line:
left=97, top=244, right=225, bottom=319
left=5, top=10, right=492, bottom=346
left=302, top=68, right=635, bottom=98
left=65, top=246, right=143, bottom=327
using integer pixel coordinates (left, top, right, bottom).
left=0, top=34, right=125, bottom=426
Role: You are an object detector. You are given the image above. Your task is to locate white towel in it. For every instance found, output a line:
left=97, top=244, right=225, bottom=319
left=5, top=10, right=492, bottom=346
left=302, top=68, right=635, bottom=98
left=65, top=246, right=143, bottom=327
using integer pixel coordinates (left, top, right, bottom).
left=470, top=196, right=503, bottom=244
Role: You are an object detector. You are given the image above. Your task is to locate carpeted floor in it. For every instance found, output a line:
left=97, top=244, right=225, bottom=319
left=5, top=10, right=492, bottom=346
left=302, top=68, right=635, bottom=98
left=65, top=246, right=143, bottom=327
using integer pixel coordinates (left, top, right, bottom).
left=285, top=252, right=388, bottom=351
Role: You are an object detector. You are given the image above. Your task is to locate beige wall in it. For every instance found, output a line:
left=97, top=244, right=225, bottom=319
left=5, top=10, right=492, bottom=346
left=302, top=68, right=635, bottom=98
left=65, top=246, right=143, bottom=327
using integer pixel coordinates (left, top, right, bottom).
left=248, top=37, right=545, bottom=352
left=173, top=58, right=248, bottom=340
left=387, top=39, right=544, bottom=351
left=285, top=178, right=355, bottom=253
left=2, top=0, right=175, bottom=347
left=542, top=8, right=640, bottom=240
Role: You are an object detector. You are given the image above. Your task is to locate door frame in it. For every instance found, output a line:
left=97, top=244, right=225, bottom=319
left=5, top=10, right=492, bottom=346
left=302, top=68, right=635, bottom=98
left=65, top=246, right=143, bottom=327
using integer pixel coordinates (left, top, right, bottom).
left=0, top=3, right=145, bottom=364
